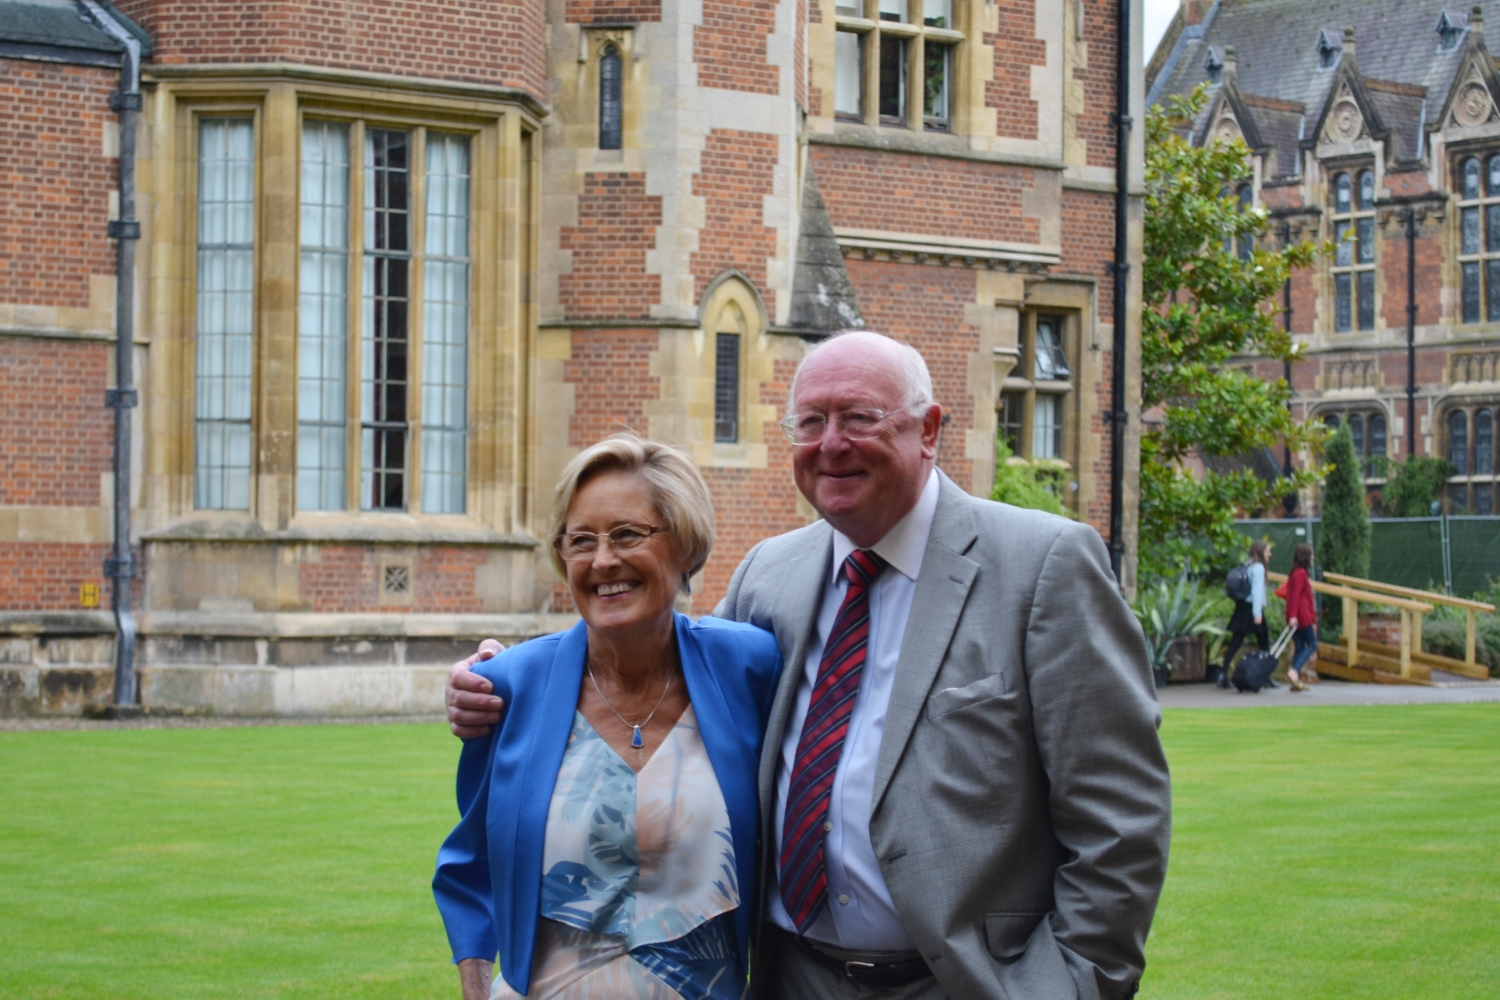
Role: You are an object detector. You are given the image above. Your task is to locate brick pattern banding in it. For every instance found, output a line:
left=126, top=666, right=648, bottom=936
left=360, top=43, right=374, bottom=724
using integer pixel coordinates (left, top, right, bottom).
left=564, top=0, right=661, bottom=23
left=986, top=1, right=1044, bottom=140
left=114, top=0, right=547, bottom=98
left=0, top=60, right=117, bottom=309
left=810, top=145, right=1040, bottom=244
left=692, top=130, right=779, bottom=296
left=557, top=173, right=663, bottom=319
left=0, top=543, right=110, bottom=610
left=695, top=0, right=779, bottom=95
left=0, top=340, right=112, bottom=506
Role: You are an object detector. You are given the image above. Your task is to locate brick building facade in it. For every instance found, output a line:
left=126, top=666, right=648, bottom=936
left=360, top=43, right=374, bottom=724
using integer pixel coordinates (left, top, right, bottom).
left=1150, top=0, right=1500, bottom=517
left=1, top=0, right=1142, bottom=716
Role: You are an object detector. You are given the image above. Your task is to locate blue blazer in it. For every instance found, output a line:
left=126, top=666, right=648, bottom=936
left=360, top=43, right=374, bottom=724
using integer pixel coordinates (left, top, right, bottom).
left=432, top=614, right=782, bottom=996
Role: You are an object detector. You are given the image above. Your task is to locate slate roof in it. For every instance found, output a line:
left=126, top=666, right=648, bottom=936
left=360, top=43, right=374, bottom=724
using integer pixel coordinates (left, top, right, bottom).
left=0, top=0, right=149, bottom=64
left=1147, top=0, right=1498, bottom=177
left=783, top=165, right=864, bottom=337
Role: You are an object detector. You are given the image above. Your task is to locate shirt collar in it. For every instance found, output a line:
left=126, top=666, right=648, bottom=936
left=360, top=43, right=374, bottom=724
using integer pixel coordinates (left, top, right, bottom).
left=830, top=469, right=940, bottom=586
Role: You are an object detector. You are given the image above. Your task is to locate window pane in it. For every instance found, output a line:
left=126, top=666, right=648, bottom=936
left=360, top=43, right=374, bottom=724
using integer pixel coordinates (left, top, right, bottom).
left=1463, top=206, right=1481, bottom=255
left=1449, top=482, right=1470, bottom=514
left=362, top=129, right=412, bottom=511
left=1357, top=270, right=1375, bottom=330
left=879, top=0, right=907, bottom=21
left=1476, top=483, right=1494, bottom=516
left=923, top=41, right=950, bottom=124
left=1357, top=170, right=1374, bottom=211
left=421, top=134, right=471, bottom=514
left=1488, top=261, right=1500, bottom=324
left=1334, top=173, right=1350, bottom=212
left=1335, top=272, right=1351, bottom=332
left=836, top=2, right=861, bottom=14
left=1463, top=262, right=1481, bottom=323
left=1369, top=414, right=1387, bottom=477
left=835, top=31, right=863, bottom=116
left=1033, top=317, right=1071, bottom=380
left=195, top=118, right=255, bottom=511
left=999, top=393, right=1023, bottom=455
left=1490, top=155, right=1500, bottom=197
left=1356, top=216, right=1374, bottom=264
left=1450, top=410, right=1469, bottom=474
left=297, top=121, right=349, bottom=511
left=1033, top=394, right=1061, bottom=460
left=1488, top=205, right=1500, bottom=254
left=923, top=0, right=950, bottom=27
left=1477, top=410, right=1495, bottom=476
left=879, top=34, right=907, bottom=119
left=1334, top=219, right=1352, bottom=267
left=1463, top=157, right=1481, bottom=200
left=599, top=45, right=623, bottom=150
left=1348, top=414, right=1364, bottom=457
left=714, top=332, right=740, bottom=443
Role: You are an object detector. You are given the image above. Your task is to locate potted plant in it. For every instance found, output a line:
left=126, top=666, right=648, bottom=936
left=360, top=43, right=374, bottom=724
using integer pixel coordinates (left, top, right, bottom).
left=1133, top=576, right=1225, bottom=688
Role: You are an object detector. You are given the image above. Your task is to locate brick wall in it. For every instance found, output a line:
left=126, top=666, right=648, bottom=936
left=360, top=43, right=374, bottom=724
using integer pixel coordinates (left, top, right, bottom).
left=0, top=60, right=116, bottom=310
left=115, top=0, right=547, bottom=98
left=0, top=340, right=112, bottom=506
left=557, top=173, right=663, bottom=320
left=0, top=543, right=109, bottom=611
left=986, top=1, right=1044, bottom=140
left=810, top=145, right=1040, bottom=243
left=692, top=129, right=779, bottom=296
left=1075, top=0, right=1119, bottom=170
left=695, top=0, right=779, bottom=95
left=844, top=257, right=979, bottom=491
left=564, top=328, right=660, bottom=447
left=1059, top=190, right=1116, bottom=323
left=565, top=0, right=661, bottom=22
left=1379, top=225, right=1442, bottom=330
left=297, top=546, right=493, bottom=613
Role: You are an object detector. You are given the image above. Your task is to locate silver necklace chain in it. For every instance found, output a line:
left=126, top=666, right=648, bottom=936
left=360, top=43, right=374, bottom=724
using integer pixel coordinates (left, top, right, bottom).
left=586, top=662, right=673, bottom=750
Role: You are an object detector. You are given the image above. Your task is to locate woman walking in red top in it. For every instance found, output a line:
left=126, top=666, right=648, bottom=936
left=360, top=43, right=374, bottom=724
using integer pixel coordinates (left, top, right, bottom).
left=1282, top=544, right=1318, bottom=692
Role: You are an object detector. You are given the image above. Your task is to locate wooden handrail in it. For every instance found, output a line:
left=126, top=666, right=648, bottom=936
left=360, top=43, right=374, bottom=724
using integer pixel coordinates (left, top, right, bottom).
left=1267, top=571, right=1430, bottom=678
left=1266, top=572, right=1432, bottom=612
left=1320, top=573, right=1496, bottom=613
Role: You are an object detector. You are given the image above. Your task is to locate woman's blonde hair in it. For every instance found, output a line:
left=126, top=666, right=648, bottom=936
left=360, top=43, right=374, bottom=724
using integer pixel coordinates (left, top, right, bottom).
left=547, top=434, right=716, bottom=592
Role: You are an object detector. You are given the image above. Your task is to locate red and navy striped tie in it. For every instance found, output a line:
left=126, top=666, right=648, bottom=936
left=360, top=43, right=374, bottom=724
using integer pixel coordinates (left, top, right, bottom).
left=780, top=548, right=887, bottom=934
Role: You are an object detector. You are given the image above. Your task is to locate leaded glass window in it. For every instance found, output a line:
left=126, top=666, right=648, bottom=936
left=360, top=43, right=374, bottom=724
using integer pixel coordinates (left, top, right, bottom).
left=1455, top=154, right=1500, bottom=324
left=1330, top=169, right=1376, bottom=332
left=298, top=121, right=350, bottom=511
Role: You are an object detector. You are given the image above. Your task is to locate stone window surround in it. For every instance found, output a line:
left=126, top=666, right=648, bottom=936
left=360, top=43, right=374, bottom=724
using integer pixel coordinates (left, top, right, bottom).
left=1328, top=165, right=1377, bottom=333
left=1438, top=397, right=1500, bottom=515
left=1453, top=150, right=1500, bottom=326
left=1317, top=405, right=1389, bottom=485
left=833, top=0, right=967, bottom=134
left=996, top=306, right=1081, bottom=502
left=142, top=70, right=540, bottom=541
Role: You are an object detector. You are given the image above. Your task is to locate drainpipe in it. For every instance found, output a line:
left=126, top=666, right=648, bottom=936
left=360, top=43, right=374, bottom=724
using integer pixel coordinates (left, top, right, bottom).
left=1406, top=208, right=1417, bottom=459
left=1108, top=0, right=1133, bottom=581
left=1281, top=223, right=1293, bottom=478
left=83, top=1, right=141, bottom=706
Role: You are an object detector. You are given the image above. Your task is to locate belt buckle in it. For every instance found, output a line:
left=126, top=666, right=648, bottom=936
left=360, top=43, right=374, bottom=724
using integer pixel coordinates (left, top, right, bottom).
left=843, top=960, right=875, bottom=979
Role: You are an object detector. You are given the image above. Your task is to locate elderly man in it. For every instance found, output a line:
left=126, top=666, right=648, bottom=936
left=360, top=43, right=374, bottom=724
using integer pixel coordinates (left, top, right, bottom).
left=448, top=331, right=1170, bottom=1000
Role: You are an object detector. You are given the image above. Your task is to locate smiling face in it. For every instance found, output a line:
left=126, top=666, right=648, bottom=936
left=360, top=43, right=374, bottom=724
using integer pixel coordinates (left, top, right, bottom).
left=561, top=470, right=692, bottom=641
left=790, top=334, right=942, bottom=548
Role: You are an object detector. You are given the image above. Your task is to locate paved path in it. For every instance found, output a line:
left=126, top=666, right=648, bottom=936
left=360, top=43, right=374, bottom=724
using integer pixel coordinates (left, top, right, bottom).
left=1159, top=679, right=1500, bottom=709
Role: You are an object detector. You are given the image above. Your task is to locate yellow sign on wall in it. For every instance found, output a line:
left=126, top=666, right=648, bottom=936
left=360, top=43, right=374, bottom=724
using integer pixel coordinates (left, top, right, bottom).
left=79, top=583, right=100, bottom=609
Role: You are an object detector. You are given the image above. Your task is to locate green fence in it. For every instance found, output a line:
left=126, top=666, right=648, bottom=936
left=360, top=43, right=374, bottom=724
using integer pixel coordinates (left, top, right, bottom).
left=1233, top=517, right=1500, bottom=598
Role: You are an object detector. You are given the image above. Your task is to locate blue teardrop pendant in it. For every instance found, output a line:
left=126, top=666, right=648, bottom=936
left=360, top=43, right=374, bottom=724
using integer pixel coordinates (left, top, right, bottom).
left=632, top=725, right=644, bottom=748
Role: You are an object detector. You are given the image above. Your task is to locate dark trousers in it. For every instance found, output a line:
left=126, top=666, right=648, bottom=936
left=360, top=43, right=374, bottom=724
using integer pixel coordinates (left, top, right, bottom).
left=1222, top=622, right=1269, bottom=672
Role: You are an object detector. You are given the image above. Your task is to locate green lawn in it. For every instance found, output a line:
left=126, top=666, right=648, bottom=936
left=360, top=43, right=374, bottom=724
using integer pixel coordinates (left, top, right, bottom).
left=1, top=705, right=1497, bottom=999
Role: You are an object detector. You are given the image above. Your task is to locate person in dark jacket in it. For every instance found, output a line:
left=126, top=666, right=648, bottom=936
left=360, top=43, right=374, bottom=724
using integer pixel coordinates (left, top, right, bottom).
left=1219, top=539, right=1272, bottom=689
left=1280, top=543, right=1318, bottom=691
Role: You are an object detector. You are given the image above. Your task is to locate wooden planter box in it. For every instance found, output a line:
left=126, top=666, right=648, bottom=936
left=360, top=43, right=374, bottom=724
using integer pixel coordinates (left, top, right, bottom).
left=1166, top=635, right=1207, bottom=683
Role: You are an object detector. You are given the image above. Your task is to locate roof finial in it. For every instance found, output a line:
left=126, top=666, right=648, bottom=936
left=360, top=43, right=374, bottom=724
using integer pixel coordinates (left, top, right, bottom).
left=1342, top=26, right=1356, bottom=61
left=1473, top=5, right=1485, bottom=32
left=1223, top=45, right=1237, bottom=82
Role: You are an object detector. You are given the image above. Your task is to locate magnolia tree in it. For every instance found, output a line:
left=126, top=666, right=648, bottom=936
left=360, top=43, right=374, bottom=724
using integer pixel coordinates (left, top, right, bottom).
left=1141, top=86, right=1325, bottom=582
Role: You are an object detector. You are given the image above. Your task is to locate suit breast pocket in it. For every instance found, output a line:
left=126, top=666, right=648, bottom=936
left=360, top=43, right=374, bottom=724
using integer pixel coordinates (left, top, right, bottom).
left=925, top=672, right=1007, bottom=721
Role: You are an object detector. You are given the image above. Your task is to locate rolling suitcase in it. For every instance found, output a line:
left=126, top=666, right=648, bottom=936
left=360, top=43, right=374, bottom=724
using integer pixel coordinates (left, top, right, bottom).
left=1232, top=627, right=1293, bottom=693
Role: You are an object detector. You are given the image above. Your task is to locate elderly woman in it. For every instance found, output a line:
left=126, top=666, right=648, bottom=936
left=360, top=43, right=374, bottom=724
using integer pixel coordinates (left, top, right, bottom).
left=433, top=434, right=781, bottom=1000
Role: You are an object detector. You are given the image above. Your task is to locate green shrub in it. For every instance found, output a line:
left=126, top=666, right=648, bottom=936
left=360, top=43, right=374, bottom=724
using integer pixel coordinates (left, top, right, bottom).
left=1374, top=456, right=1456, bottom=517
left=1317, top=424, right=1370, bottom=635
left=1131, top=575, right=1225, bottom=675
left=991, top=436, right=1074, bottom=518
left=1422, top=617, right=1500, bottom=677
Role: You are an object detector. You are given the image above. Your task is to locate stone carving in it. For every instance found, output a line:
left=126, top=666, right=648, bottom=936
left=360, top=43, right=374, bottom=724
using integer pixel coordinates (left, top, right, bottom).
left=1213, top=114, right=1243, bottom=144
left=1324, top=98, right=1363, bottom=143
left=1453, top=80, right=1494, bottom=127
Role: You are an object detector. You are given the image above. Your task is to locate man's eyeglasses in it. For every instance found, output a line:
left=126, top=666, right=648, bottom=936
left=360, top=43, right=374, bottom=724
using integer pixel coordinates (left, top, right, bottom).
left=779, top=408, right=902, bottom=445
left=554, top=524, right=666, bottom=560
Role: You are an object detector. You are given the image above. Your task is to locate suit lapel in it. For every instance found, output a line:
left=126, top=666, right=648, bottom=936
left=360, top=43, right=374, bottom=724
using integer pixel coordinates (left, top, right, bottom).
left=756, top=524, right=833, bottom=820
left=871, top=475, right=979, bottom=813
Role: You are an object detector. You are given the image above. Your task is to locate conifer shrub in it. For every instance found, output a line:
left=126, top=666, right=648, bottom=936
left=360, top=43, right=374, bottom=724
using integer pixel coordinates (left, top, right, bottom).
left=1317, top=424, right=1370, bottom=636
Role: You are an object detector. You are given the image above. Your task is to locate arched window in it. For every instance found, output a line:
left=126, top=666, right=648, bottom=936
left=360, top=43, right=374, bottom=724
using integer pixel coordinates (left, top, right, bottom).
left=1347, top=413, right=1365, bottom=455
left=1331, top=171, right=1375, bottom=331
left=1477, top=409, right=1495, bottom=476
left=1459, top=155, right=1500, bottom=323
left=1450, top=409, right=1470, bottom=474
left=599, top=45, right=623, bottom=151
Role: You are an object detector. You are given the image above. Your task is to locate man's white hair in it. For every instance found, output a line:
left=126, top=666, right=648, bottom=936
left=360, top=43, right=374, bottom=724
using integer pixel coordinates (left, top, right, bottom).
left=788, top=330, right=935, bottom=413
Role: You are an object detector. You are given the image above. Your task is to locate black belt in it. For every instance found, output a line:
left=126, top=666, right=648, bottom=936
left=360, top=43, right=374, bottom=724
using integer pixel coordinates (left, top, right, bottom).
left=789, top=930, right=934, bottom=989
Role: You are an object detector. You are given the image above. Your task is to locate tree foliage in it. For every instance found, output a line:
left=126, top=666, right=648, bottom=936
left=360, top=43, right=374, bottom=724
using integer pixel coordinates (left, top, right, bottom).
left=1317, top=424, right=1372, bottom=634
left=1375, top=456, right=1456, bottom=517
left=991, top=436, right=1074, bottom=518
left=1140, top=86, right=1326, bottom=582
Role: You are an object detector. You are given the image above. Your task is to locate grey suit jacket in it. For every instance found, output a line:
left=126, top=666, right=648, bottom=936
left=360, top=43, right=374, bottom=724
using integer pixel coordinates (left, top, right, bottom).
left=713, top=473, right=1170, bottom=1000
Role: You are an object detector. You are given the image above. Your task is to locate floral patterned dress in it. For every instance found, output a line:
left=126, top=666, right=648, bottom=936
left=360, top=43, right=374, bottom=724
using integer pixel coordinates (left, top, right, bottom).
left=494, top=705, right=744, bottom=1000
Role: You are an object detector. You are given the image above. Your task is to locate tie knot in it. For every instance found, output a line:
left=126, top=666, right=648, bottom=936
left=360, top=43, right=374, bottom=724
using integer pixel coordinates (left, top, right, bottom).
left=843, top=549, right=887, bottom=588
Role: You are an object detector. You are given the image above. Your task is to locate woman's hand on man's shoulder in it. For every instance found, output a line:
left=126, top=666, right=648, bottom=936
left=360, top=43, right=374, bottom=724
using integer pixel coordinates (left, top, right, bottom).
left=447, top=639, right=506, bottom=739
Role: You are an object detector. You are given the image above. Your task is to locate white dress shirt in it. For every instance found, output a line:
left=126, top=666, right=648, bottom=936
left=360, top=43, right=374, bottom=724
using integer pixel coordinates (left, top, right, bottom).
left=768, top=469, right=940, bottom=951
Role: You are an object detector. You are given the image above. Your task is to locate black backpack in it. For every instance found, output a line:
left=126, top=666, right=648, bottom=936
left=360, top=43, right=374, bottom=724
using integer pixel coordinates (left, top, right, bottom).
left=1224, top=561, right=1253, bottom=602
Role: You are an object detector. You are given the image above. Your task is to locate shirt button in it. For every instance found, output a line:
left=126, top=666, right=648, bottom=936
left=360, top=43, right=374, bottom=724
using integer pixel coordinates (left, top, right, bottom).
left=823, top=821, right=834, bottom=833
left=838, top=894, right=850, bottom=905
